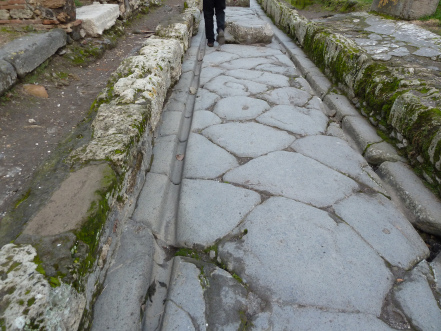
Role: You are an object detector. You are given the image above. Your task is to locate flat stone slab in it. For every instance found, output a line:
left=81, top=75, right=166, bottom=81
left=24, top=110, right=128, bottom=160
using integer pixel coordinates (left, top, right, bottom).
left=213, top=96, right=270, bottom=120
left=177, top=179, right=261, bottom=246
left=253, top=306, right=395, bottom=330
left=342, top=116, right=383, bottom=153
left=262, top=87, right=311, bottom=107
left=76, top=3, right=120, bottom=37
left=23, top=164, right=114, bottom=236
left=194, top=88, right=221, bottom=111
left=291, top=135, right=385, bottom=192
left=226, top=20, right=273, bottom=44
left=220, top=57, right=276, bottom=70
left=203, top=75, right=268, bottom=97
left=199, top=67, right=225, bottom=85
left=0, top=29, right=66, bottom=78
left=255, top=62, right=299, bottom=76
left=203, top=122, right=295, bottom=158
left=224, top=151, right=359, bottom=208
left=162, top=257, right=206, bottom=329
left=257, top=105, right=328, bottom=136
left=393, top=261, right=441, bottom=331
left=224, top=69, right=290, bottom=88
left=377, top=161, right=441, bottom=236
left=183, top=133, right=239, bottom=179
left=218, top=197, right=393, bottom=314
left=191, top=110, right=222, bottom=131
left=334, top=193, right=429, bottom=270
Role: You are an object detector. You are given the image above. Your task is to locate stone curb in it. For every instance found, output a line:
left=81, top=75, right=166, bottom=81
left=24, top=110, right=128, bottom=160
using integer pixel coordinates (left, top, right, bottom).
left=0, top=1, right=203, bottom=329
left=0, top=29, right=66, bottom=94
left=257, top=0, right=441, bottom=236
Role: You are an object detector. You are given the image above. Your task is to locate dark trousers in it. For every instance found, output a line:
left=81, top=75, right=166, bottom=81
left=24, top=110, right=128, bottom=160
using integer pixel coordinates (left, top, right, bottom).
left=203, top=0, right=226, bottom=43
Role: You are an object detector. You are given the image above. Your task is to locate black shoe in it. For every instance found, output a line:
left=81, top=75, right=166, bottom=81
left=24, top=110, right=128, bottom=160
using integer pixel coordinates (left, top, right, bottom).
left=207, top=41, right=214, bottom=47
left=217, top=29, right=225, bottom=45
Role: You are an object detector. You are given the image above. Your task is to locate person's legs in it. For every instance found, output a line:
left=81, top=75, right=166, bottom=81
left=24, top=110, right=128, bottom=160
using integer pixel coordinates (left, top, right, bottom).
left=214, top=0, right=226, bottom=33
left=203, top=0, right=215, bottom=44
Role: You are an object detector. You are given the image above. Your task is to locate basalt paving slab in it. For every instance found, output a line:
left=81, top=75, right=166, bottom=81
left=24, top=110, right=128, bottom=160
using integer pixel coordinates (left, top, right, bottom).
left=257, top=105, right=328, bottom=136
left=183, top=133, right=239, bottom=179
left=202, top=122, right=295, bottom=158
left=216, top=44, right=281, bottom=58
left=252, top=306, right=395, bottom=330
left=334, top=193, right=429, bottom=270
left=224, top=69, right=290, bottom=88
left=224, top=151, right=359, bottom=208
left=194, top=88, right=221, bottom=111
left=213, top=96, right=270, bottom=120
left=255, top=62, right=300, bottom=76
left=262, top=87, right=311, bottom=107
left=190, top=110, right=222, bottom=131
left=220, top=57, right=276, bottom=70
left=177, top=179, right=261, bottom=246
left=202, top=51, right=240, bottom=66
left=199, top=67, right=225, bottom=85
left=291, top=135, right=385, bottom=191
left=203, top=75, right=268, bottom=97
left=218, top=197, right=393, bottom=315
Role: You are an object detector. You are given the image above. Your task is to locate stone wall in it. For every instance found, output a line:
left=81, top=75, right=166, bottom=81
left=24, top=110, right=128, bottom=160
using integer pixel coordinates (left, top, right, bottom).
left=371, top=0, right=439, bottom=20
left=0, top=0, right=76, bottom=25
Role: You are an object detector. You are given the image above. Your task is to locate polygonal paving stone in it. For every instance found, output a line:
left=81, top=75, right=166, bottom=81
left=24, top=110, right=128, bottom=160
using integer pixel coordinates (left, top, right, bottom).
left=204, top=76, right=268, bottom=97
left=191, top=110, right=222, bottom=131
left=162, top=257, right=206, bottom=329
left=255, top=63, right=299, bottom=76
left=194, top=88, right=220, bottom=111
left=203, top=51, right=240, bottom=66
left=252, top=306, right=396, bottom=330
left=257, top=105, right=328, bottom=136
left=218, top=197, right=393, bottom=314
left=224, top=69, right=290, bottom=88
left=183, top=133, right=239, bottom=179
left=291, top=77, right=315, bottom=95
left=262, top=87, right=311, bottom=106
left=394, top=261, right=441, bottom=331
left=213, top=96, right=270, bottom=120
left=291, top=135, right=386, bottom=192
left=221, top=57, right=275, bottom=70
left=177, top=179, right=261, bottom=246
left=203, top=123, right=295, bottom=158
left=224, top=151, right=358, bottom=207
left=200, top=67, right=226, bottom=85
left=219, top=44, right=281, bottom=57
left=334, top=193, right=429, bottom=270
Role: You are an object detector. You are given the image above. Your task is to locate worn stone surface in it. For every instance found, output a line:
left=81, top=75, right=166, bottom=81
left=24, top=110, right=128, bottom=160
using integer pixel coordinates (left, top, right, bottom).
left=224, top=151, right=358, bottom=208
left=203, top=75, right=268, bottom=97
left=364, top=141, right=406, bottom=165
left=177, top=179, right=260, bottom=246
left=371, top=0, right=438, bottom=20
left=218, top=197, right=393, bottom=314
left=342, top=116, right=383, bottom=153
left=0, top=29, right=66, bottom=78
left=257, top=104, right=328, bottom=136
left=0, top=59, right=17, bottom=95
left=213, top=96, right=270, bottom=120
left=226, top=20, right=273, bottom=44
left=334, top=193, right=429, bottom=270
left=203, top=122, right=295, bottom=157
left=393, top=261, right=441, bottom=331
left=184, top=133, right=239, bottom=179
left=76, top=3, right=120, bottom=37
left=92, top=220, right=156, bottom=331
left=23, top=164, right=115, bottom=236
left=0, top=244, right=85, bottom=331
left=377, top=161, right=441, bottom=236
left=190, top=110, right=222, bottom=131
left=162, top=257, right=206, bottom=330
left=262, top=87, right=311, bottom=106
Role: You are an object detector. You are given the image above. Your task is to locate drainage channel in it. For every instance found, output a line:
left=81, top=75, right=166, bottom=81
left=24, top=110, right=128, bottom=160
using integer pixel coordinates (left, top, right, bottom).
left=140, top=23, right=206, bottom=330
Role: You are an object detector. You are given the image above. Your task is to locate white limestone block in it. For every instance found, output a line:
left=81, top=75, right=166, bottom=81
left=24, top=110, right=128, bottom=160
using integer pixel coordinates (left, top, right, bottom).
left=76, top=3, right=120, bottom=37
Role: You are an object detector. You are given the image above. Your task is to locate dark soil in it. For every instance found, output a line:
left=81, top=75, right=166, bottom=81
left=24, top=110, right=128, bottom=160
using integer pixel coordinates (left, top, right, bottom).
left=0, top=0, right=185, bottom=222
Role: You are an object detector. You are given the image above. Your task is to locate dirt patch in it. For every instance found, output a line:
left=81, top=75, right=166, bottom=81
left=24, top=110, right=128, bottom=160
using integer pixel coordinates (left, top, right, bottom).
left=0, top=0, right=185, bottom=223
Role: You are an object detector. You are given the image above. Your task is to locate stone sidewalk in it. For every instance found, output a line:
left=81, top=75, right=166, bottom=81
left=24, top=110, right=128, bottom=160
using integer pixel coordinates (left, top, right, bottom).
left=92, top=2, right=441, bottom=331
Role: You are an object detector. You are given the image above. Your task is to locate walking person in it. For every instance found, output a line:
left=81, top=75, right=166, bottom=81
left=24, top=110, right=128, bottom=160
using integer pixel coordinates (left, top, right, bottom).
left=203, top=0, right=226, bottom=47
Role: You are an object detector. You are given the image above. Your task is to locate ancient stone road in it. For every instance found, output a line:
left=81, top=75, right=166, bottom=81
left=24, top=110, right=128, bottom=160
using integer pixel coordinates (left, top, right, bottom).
left=92, top=3, right=441, bottom=330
